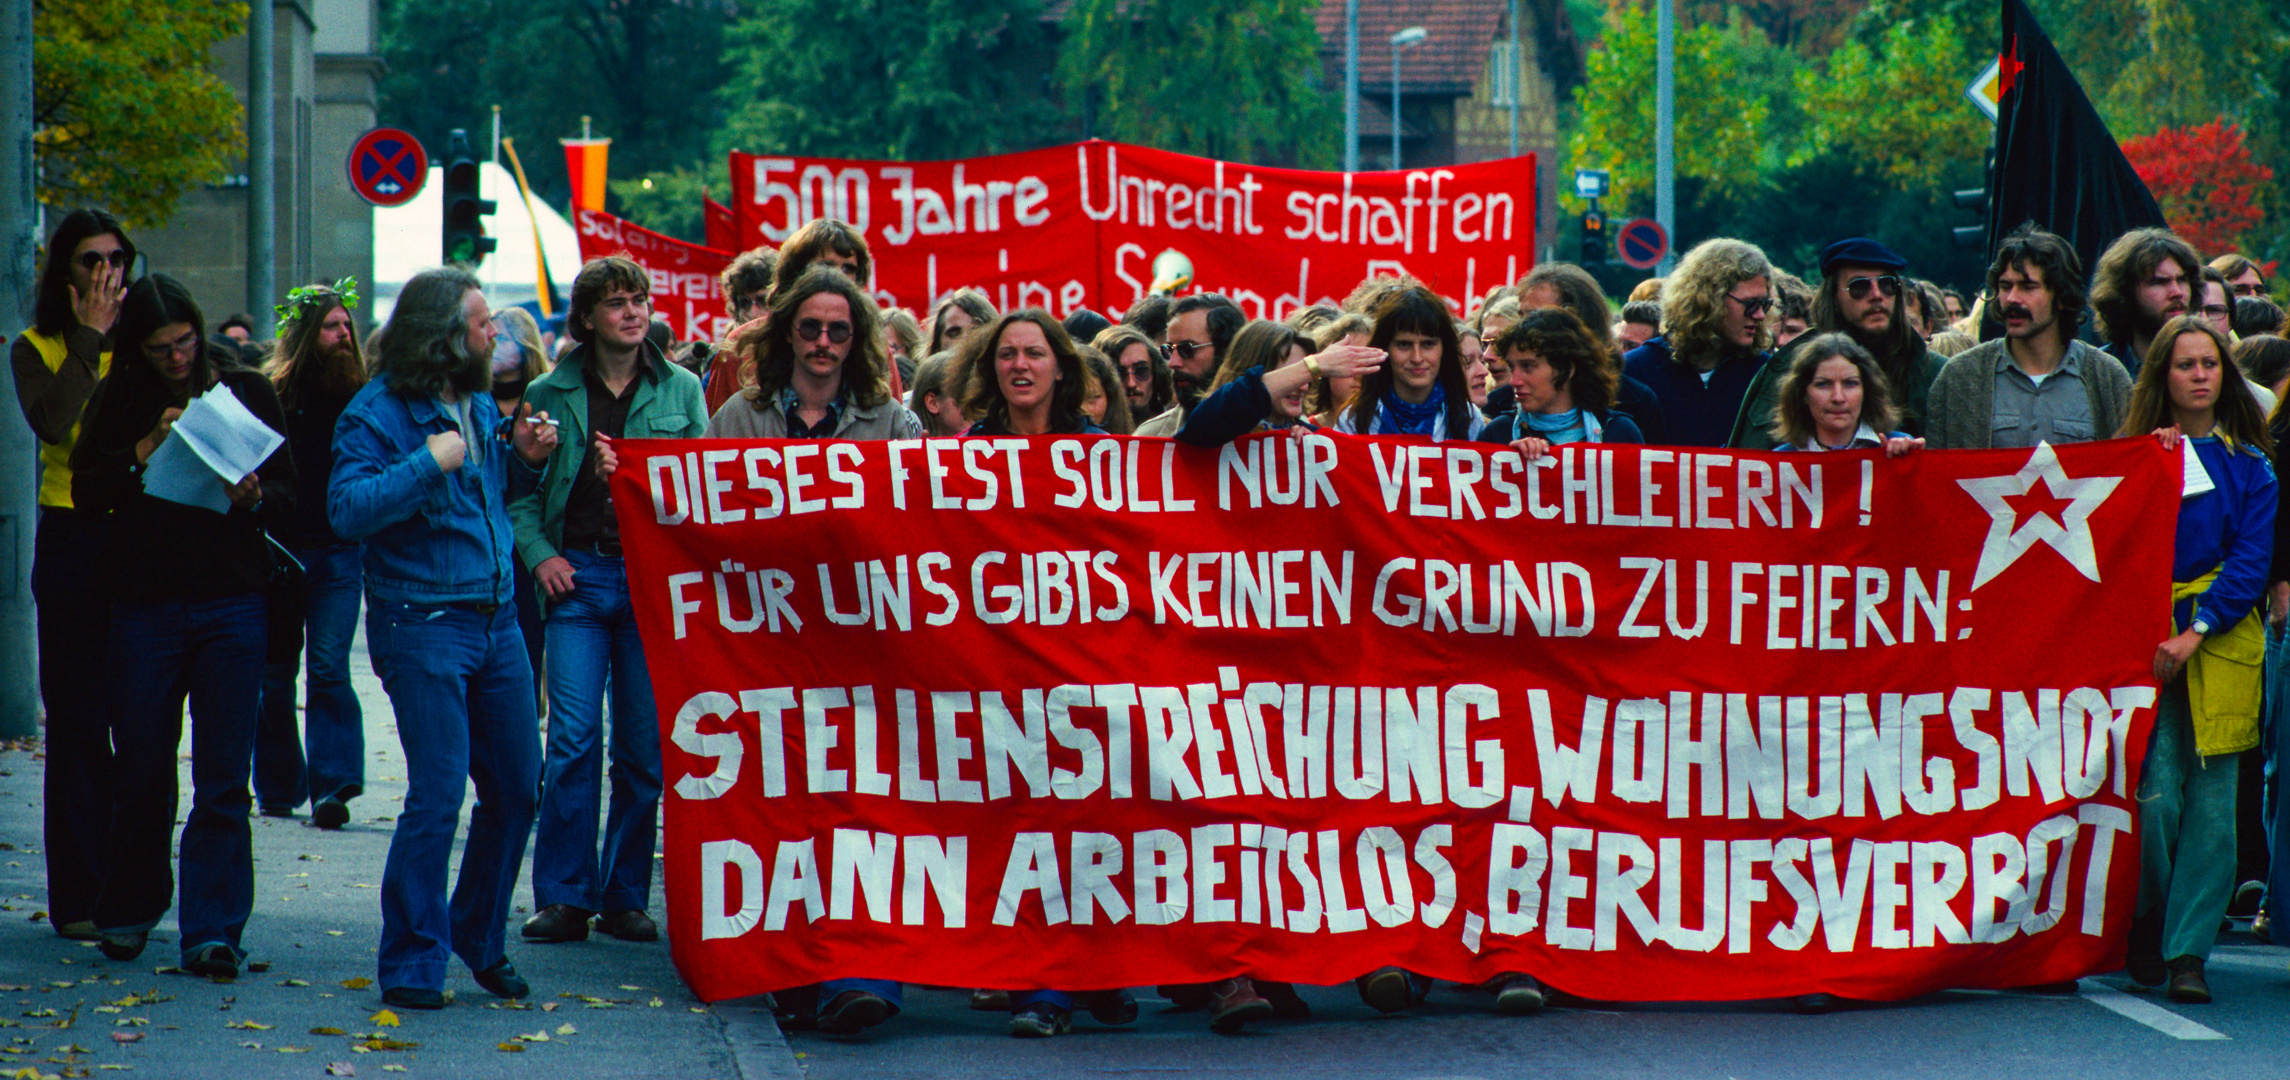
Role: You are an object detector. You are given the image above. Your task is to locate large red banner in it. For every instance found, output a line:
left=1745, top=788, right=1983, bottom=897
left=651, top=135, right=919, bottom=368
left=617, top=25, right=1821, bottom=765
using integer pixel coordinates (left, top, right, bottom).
left=727, top=141, right=1538, bottom=321
left=573, top=207, right=736, bottom=344
left=612, top=435, right=2178, bottom=1004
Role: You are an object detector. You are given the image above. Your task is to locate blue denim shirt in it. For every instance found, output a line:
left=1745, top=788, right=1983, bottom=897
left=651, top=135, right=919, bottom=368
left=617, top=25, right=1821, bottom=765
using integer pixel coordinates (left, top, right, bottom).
left=329, top=379, right=518, bottom=606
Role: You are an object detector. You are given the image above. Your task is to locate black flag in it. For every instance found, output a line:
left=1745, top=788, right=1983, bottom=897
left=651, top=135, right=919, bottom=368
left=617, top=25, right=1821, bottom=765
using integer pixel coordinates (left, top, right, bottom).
left=1985, top=0, right=2168, bottom=278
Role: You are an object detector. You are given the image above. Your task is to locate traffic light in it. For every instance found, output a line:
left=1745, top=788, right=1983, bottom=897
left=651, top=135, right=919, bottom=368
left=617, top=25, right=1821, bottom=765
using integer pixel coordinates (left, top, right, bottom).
left=1580, top=209, right=1608, bottom=266
left=442, top=129, right=497, bottom=267
left=1951, top=188, right=1988, bottom=249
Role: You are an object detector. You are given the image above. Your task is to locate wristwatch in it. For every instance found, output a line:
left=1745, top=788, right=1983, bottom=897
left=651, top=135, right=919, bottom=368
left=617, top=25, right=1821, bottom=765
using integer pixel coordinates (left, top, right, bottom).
left=2191, top=619, right=2211, bottom=635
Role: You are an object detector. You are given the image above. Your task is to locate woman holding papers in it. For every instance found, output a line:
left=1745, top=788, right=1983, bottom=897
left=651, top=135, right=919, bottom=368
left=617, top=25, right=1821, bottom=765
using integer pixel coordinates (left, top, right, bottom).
left=2119, top=314, right=2276, bottom=1004
left=69, top=274, right=296, bottom=980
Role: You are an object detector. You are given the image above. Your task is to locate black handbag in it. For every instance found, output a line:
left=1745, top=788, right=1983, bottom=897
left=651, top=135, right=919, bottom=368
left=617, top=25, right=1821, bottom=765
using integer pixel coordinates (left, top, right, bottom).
left=263, top=532, right=307, bottom=665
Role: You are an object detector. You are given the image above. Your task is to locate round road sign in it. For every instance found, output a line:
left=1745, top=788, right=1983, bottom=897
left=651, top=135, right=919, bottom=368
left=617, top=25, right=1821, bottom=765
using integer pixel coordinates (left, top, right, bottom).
left=347, top=127, right=429, bottom=208
left=1617, top=217, right=1669, bottom=270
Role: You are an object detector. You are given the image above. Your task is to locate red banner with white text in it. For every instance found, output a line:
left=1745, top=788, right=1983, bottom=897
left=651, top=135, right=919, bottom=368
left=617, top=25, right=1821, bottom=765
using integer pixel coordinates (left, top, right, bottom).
left=573, top=207, right=736, bottom=344
left=612, top=435, right=2177, bottom=1004
left=727, top=141, right=1538, bottom=321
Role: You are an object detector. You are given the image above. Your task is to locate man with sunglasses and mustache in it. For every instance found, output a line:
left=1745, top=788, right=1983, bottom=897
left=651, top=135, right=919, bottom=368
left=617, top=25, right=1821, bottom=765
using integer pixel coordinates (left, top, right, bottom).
left=1133, top=293, right=1244, bottom=437
left=1727, top=238, right=1945, bottom=448
left=1924, top=224, right=2131, bottom=450
left=699, top=265, right=920, bottom=1033
left=509, top=256, right=708, bottom=952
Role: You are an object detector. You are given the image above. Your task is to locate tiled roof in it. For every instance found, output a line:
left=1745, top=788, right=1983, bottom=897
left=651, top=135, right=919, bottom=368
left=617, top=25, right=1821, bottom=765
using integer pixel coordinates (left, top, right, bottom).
left=1313, top=0, right=1510, bottom=96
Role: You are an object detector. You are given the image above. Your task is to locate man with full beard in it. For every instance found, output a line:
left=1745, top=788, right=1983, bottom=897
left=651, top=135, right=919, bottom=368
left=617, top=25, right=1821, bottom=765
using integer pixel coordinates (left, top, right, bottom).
left=1924, top=225, right=2130, bottom=450
left=1132, top=293, right=1242, bottom=437
left=2090, top=227, right=2200, bottom=377
left=258, top=280, right=371, bottom=829
left=1727, top=239, right=1944, bottom=448
left=329, top=266, right=560, bottom=1010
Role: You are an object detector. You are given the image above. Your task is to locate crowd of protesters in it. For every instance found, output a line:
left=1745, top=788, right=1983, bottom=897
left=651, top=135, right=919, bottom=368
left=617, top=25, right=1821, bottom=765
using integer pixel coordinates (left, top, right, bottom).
left=14, top=204, right=2290, bottom=1035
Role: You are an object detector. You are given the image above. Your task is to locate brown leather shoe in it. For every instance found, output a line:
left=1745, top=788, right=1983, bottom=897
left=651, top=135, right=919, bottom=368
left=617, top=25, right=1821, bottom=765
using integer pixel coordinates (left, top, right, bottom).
left=1208, top=977, right=1272, bottom=1032
left=2166, top=956, right=2211, bottom=1004
left=969, top=988, right=1010, bottom=1011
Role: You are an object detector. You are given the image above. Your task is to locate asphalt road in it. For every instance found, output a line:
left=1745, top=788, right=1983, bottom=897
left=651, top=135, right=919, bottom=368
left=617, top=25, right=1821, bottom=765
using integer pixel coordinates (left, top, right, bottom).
left=5, top=617, right=2290, bottom=1079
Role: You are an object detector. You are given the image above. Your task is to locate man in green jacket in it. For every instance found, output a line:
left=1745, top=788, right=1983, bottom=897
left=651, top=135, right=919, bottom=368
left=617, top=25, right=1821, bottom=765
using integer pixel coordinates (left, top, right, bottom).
left=1727, top=238, right=1946, bottom=448
left=508, top=255, right=707, bottom=946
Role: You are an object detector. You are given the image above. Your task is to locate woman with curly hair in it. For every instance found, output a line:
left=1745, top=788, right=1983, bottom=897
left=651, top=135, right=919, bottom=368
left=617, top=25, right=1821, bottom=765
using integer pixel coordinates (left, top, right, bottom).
left=1621, top=238, right=1776, bottom=447
left=960, top=310, right=1105, bottom=438
left=1477, top=307, right=1644, bottom=457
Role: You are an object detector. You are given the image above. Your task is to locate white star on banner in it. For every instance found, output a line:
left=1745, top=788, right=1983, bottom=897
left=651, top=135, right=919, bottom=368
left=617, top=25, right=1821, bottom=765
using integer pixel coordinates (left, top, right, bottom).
left=1957, top=442, right=2124, bottom=589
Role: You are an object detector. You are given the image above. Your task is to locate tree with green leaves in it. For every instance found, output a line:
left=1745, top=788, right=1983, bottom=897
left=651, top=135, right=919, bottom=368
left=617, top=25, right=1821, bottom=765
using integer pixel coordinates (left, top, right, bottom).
left=1792, top=16, right=1987, bottom=189
left=1567, top=3, right=1768, bottom=213
left=34, top=0, right=246, bottom=227
left=377, top=0, right=731, bottom=211
left=1055, top=0, right=1337, bottom=167
left=714, top=0, right=1054, bottom=163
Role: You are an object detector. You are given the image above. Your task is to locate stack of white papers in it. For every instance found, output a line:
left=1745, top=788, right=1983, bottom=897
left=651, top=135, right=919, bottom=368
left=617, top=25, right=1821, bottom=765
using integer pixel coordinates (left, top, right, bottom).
left=143, top=383, right=285, bottom=514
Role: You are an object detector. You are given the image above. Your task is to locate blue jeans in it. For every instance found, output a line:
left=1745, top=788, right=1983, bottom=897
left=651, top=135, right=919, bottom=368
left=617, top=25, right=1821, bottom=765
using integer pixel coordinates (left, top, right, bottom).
left=33, top=507, right=112, bottom=926
left=367, top=599, right=540, bottom=992
left=2266, top=622, right=2290, bottom=929
left=533, top=551, right=662, bottom=913
left=95, top=594, right=267, bottom=962
left=257, top=542, right=366, bottom=809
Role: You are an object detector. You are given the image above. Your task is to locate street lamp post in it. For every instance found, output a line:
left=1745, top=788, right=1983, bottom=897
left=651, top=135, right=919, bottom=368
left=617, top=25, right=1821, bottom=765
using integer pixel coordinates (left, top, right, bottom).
left=1390, top=26, right=1427, bottom=170
left=1344, top=0, right=1359, bottom=173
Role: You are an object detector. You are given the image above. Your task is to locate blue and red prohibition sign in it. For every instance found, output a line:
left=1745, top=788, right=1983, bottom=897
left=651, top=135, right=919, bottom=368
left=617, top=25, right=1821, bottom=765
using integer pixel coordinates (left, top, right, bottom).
left=348, top=127, right=429, bottom=208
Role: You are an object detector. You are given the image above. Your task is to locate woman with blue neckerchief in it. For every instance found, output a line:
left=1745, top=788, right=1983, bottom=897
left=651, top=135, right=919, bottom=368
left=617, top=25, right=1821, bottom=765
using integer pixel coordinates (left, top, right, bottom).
left=1765, top=332, right=1923, bottom=457
left=1332, top=281, right=1486, bottom=441
left=1475, top=306, right=1645, bottom=459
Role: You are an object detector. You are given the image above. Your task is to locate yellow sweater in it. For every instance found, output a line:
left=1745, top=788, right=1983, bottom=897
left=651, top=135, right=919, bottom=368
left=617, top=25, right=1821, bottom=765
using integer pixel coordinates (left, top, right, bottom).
left=19, top=328, right=110, bottom=509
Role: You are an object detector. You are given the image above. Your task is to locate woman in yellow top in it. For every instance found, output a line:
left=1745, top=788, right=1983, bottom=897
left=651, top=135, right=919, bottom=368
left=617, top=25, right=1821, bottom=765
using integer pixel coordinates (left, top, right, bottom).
left=10, top=209, right=133, bottom=942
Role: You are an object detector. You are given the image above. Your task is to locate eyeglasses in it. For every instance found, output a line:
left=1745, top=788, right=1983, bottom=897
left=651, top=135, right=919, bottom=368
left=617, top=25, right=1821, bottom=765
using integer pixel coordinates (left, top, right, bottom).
left=76, top=249, right=130, bottom=271
left=1119, top=362, right=1154, bottom=381
left=141, top=331, right=198, bottom=362
left=1725, top=293, right=1776, bottom=318
left=2233, top=283, right=2265, bottom=298
left=1164, top=339, right=1214, bottom=362
left=793, top=319, right=854, bottom=345
left=1844, top=275, right=1902, bottom=301
left=2202, top=305, right=2232, bottom=320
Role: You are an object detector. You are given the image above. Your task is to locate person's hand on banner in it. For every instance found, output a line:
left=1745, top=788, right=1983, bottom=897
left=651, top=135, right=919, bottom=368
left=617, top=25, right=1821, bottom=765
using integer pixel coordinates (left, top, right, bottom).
left=593, top=432, right=619, bottom=480
left=1883, top=436, right=1924, bottom=457
left=1508, top=435, right=1552, bottom=460
left=2150, top=425, right=2183, bottom=451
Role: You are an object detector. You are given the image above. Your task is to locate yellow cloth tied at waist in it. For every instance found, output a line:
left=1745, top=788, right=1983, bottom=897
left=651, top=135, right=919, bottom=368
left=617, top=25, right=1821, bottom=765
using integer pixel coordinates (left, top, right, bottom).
left=2172, top=568, right=2264, bottom=757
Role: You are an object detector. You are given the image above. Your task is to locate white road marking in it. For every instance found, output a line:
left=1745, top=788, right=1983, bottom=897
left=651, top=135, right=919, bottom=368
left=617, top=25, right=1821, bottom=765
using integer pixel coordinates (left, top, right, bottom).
left=2077, top=979, right=2229, bottom=1040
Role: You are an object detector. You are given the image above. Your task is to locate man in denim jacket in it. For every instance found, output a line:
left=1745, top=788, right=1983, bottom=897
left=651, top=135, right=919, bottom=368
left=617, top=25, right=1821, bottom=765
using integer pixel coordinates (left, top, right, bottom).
left=329, top=266, right=559, bottom=1011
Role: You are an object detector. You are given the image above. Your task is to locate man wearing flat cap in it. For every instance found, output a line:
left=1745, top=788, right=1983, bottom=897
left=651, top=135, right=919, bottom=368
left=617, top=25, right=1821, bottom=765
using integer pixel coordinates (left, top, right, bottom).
left=1727, top=238, right=1945, bottom=448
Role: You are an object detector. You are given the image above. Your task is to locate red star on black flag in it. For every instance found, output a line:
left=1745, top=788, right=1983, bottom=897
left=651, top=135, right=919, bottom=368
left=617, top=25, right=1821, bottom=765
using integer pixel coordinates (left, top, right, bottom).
left=1997, top=37, right=2023, bottom=98
left=1982, top=0, right=2167, bottom=280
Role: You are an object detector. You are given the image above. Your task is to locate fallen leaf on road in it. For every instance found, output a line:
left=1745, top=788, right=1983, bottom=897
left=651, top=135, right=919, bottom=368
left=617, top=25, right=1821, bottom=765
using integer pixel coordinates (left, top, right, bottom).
left=381, top=1067, right=407, bottom=1074
left=356, top=1039, right=418, bottom=1052
left=325, top=1064, right=356, bottom=1077
left=224, top=1020, right=272, bottom=1030
left=617, top=985, right=645, bottom=992
left=554, top=1023, right=575, bottom=1036
left=274, top=1047, right=311, bottom=1053
left=367, top=1010, right=398, bottom=1028
left=539, top=1003, right=557, bottom=1013
left=323, top=931, right=345, bottom=938
left=280, top=980, right=309, bottom=988
left=237, top=1040, right=262, bottom=1050
left=309, top=1027, right=345, bottom=1036
left=496, top=1043, right=525, bottom=1052
left=90, top=1009, right=116, bottom=1016
left=516, top=1031, right=548, bottom=1042
left=339, top=979, right=370, bottom=990
left=106, top=1033, right=139, bottom=1045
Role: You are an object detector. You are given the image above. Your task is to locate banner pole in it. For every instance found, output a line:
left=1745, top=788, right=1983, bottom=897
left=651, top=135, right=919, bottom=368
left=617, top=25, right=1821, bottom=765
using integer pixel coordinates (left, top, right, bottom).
left=499, top=137, right=554, bottom=318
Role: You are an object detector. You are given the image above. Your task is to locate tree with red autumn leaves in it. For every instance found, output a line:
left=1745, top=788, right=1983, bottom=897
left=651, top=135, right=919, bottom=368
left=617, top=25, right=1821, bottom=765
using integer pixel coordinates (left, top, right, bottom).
left=2121, top=121, right=2273, bottom=256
